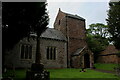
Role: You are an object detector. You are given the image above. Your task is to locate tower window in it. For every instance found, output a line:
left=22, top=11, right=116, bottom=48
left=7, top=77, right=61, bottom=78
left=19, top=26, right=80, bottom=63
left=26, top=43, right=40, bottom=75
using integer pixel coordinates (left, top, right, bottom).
left=58, top=20, right=60, bottom=25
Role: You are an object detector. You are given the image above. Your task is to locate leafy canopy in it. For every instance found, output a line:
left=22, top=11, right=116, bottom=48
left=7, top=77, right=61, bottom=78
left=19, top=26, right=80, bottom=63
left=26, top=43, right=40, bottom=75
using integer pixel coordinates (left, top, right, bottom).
left=2, top=2, right=49, bottom=50
left=86, top=23, right=109, bottom=62
left=106, top=1, right=120, bottom=50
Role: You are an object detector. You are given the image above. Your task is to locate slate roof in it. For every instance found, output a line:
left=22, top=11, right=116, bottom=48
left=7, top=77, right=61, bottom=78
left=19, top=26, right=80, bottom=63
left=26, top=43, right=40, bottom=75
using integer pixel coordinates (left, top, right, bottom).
left=30, top=28, right=67, bottom=41
left=72, top=46, right=86, bottom=56
left=65, top=12, right=85, bottom=21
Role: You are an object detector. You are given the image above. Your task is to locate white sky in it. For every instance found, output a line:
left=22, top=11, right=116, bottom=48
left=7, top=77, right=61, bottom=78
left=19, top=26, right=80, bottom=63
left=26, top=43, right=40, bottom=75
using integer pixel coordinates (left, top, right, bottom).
left=47, top=0, right=110, bottom=29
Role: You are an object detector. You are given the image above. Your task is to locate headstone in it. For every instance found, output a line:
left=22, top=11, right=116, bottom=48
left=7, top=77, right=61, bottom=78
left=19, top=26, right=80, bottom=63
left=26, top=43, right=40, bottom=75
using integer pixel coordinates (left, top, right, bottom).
left=26, top=63, right=50, bottom=80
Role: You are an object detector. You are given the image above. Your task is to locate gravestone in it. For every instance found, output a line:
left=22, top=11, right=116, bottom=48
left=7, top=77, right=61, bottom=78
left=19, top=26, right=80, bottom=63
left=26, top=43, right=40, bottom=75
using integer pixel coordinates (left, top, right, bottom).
left=26, top=63, right=50, bottom=80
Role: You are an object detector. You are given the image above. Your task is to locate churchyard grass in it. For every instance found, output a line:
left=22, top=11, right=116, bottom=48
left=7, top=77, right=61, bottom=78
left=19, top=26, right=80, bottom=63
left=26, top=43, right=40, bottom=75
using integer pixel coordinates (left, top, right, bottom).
left=3, top=69, right=26, bottom=80
left=94, top=63, right=118, bottom=71
left=47, top=68, right=118, bottom=78
left=3, top=68, right=119, bottom=80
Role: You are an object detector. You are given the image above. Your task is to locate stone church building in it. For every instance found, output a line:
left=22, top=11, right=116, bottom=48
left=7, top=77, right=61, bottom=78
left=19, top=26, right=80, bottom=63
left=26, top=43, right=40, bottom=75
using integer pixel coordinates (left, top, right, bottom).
left=4, top=9, right=94, bottom=69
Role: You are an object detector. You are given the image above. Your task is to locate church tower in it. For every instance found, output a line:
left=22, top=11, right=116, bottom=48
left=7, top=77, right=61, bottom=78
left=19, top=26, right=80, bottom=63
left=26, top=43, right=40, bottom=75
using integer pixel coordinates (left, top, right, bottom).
left=54, top=8, right=94, bottom=68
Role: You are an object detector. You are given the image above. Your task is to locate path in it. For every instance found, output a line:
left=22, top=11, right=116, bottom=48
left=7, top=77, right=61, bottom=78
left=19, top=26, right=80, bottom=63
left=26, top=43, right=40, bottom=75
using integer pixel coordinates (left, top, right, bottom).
left=92, top=69, right=116, bottom=74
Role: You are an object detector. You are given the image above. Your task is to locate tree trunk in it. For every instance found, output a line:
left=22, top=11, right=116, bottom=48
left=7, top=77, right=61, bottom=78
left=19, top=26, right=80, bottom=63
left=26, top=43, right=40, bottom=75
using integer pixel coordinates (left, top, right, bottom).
left=35, top=35, right=41, bottom=64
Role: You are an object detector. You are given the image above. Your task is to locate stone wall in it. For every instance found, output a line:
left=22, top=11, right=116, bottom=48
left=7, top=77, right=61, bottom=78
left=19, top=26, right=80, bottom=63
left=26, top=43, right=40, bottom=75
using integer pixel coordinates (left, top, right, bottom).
left=67, top=18, right=87, bottom=67
left=71, top=56, right=81, bottom=68
left=4, top=37, right=36, bottom=68
left=97, top=45, right=120, bottom=64
left=40, top=38, right=67, bottom=68
left=71, top=49, right=94, bottom=68
left=4, top=37, right=67, bottom=68
left=67, top=16, right=87, bottom=53
left=54, top=9, right=67, bottom=37
left=54, top=9, right=88, bottom=67
left=67, top=17, right=86, bottom=39
left=97, top=55, right=119, bottom=63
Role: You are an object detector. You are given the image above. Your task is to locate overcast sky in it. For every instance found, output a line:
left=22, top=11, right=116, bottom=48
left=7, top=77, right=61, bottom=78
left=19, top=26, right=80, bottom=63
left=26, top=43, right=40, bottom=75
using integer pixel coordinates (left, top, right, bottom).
left=47, top=0, right=110, bottom=29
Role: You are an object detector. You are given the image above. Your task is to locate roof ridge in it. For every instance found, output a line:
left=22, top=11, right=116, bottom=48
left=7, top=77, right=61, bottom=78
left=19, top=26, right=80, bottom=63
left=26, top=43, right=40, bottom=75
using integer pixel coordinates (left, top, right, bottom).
left=61, top=11, right=85, bottom=21
left=41, top=28, right=67, bottom=41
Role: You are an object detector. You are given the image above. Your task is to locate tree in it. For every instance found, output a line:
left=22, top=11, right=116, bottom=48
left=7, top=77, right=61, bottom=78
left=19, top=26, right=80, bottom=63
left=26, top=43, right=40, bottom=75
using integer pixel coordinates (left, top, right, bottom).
left=3, top=2, right=49, bottom=50
left=86, top=23, right=109, bottom=62
left=106, top=1, right=120, bottom=76
left=88, top=23, right=109, bottom=38
left=2, top=2, right=49, bottom=69
left=106, top=1, right=120, bottom=50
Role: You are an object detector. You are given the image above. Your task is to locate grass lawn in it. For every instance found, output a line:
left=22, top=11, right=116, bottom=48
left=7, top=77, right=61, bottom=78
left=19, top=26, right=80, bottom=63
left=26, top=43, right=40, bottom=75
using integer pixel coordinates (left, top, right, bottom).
left=47, top=68, right=118, bottom=78
left=3, top=69, right=26, bottom=80
left=94, top=63, right=118, bottom=71
left=3, top=68, right=119, bottom=80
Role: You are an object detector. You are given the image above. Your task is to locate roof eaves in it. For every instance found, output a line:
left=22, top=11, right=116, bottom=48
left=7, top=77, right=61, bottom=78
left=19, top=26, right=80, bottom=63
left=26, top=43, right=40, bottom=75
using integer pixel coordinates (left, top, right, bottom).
left=72, top=46, right=86, bottom=56
left=66, top=13, right=85, bottom=21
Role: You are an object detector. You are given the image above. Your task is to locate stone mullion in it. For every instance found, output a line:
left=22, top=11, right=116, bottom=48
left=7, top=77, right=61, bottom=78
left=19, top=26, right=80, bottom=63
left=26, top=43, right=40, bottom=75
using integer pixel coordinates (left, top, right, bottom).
left=53, top=47, right=55, bottom=60
left=26, top=45, right=29, bottom=59
left=28, top=45, right=30, bottom=59
left=55, top=48, right=57, bottom=60
left=54, top=47, right=57, bottom=60
left=20, top=44, right=23, bottom=59
left=54, top=47, right=56, bottom=60
left=52, top=47, right=54, bottom=60
left=23, top=45, right=26, bottom=59
left=50, top=47, right=53, bottom=60
left=49, top=47, right=51, bottom=60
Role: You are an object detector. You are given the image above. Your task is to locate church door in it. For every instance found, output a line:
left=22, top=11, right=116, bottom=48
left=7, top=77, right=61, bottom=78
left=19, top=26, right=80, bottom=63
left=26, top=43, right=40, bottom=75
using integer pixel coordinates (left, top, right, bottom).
left=84, top=53, right=90, bottom=68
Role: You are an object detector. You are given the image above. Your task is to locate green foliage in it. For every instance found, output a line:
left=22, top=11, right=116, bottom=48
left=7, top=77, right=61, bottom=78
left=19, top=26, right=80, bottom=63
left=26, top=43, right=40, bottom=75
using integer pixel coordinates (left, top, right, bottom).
left=2, top=2, right=49, bottom=73
left=106, top=1, right=120, bottom=50
left=86, top=23, right=109, bottom=62
left=87, top=34, right=108, bottom=53
left=107, top=1, right=120, bottom=75
left=117, top=51, right=120, bottom=57
left=118, top=64, right=120, bottom=76
left=2, top=2, right=49, bottom=50
left=88, top=23, right=109, bottom=38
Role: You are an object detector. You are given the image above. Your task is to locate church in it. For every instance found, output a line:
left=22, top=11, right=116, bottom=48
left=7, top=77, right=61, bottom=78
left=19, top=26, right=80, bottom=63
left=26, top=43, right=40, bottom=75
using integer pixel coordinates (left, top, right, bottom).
left=4, top=9, right=94, bottom=69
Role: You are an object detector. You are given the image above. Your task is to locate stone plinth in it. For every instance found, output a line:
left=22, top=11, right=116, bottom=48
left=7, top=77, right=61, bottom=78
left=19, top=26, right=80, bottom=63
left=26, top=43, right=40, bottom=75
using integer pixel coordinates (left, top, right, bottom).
left=26, top=63, right=50, bottom=80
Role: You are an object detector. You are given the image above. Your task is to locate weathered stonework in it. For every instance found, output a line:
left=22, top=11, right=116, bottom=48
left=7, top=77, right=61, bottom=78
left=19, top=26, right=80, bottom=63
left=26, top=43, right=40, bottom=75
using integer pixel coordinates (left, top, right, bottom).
left=40, top=38, right=67, bottom=68
left=4, top=37, right=36, bottom=68
left=97, top=45, right=120, bottom=64
left=54, top=9, right=94, bottom=68
left=4, top=28, right=67, bottom=69
left=71, top=48, right=94, bottom=68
